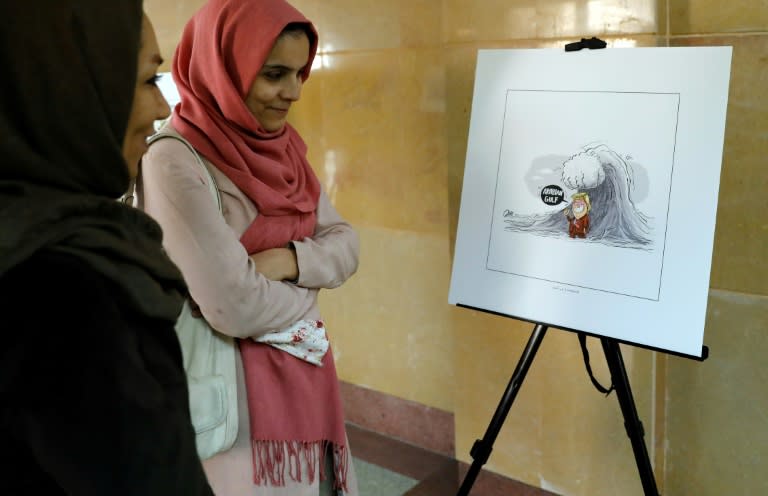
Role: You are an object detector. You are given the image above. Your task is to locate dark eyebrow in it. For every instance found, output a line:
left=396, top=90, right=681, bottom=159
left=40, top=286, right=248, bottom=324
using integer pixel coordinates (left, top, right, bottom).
left=261, top=63, right=307, bottom=72
left=261, top=63, right=291, bottom=71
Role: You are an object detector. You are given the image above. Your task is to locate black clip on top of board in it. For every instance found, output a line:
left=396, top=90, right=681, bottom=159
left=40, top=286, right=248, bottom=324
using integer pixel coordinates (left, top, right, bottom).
left=565, top=37, right=607, bottom=52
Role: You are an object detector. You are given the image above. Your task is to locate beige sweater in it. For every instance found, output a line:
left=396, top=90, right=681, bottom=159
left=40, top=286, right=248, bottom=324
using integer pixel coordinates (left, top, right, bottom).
left=137, top=125, right=359, bottom=339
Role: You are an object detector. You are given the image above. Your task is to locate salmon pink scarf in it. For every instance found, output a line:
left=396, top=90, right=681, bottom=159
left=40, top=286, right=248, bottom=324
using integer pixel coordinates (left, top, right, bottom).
left=171, top=0, right=347, bottom=489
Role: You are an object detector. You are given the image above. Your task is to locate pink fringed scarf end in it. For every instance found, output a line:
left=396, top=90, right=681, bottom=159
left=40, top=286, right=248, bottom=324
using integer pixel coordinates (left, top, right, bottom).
left=331, top=442, right=349, bottom=492
left=252, top=440, right=348, bottom=492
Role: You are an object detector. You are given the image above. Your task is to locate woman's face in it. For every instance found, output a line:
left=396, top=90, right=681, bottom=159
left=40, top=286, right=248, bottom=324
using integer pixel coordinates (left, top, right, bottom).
left=245, top=31, right=310, bottom=133
left=122, top=15, right=170, bottom=178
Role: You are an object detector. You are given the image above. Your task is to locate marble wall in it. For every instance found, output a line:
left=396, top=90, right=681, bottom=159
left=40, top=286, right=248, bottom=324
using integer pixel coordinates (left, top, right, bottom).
left=661, top=1, right=768, bottom=494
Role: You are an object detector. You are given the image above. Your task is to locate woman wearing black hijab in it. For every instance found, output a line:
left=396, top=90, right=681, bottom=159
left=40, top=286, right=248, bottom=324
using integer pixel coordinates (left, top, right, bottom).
left=0, top=1, right=213, bottom=494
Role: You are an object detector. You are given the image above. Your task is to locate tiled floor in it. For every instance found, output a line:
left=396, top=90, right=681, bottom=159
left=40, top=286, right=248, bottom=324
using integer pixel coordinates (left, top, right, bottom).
left=347, top=423, right=559, bottom=496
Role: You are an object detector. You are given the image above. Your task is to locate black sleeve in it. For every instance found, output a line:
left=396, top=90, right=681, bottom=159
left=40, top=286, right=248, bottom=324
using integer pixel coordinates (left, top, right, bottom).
left=0, top=251, right=214, bottom=496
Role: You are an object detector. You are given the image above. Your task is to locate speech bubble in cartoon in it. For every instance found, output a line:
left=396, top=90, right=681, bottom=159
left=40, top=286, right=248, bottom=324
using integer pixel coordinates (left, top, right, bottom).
left=540, top=185, right=566, bottom=206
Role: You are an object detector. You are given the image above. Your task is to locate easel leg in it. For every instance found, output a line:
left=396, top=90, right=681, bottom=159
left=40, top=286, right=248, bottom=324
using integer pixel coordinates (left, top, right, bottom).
left=456, top=324, right=548, bottom=496
left=600, top=338, right=660, bottom=496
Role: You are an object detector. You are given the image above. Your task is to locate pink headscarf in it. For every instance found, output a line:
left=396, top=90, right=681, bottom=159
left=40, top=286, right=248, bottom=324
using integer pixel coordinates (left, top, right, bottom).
left=172, top=0, right=321, bottom=252
left=171, top=0, right=348, bottom=489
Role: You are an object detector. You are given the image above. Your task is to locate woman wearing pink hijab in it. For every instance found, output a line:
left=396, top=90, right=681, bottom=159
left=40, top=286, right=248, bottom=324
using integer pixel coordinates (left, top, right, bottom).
left=137, top=0, right=360, bottom=494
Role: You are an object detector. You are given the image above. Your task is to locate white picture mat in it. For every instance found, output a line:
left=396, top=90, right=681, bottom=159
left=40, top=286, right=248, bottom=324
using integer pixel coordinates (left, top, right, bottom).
left=448, top=47, right=732, bottom=356
left=157, top=72, right=180, bottom=108
left=488, top=90, right=678, bottom=300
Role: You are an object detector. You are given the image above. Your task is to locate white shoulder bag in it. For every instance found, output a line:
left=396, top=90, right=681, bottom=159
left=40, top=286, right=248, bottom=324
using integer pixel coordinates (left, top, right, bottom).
left=143, top=132, right=239, bottom=460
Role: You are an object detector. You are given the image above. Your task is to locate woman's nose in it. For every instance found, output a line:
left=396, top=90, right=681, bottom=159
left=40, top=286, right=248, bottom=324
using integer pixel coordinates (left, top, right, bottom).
left=155, top=89, right=171, bottom=120
left=281, top=76, right=303, bottom=101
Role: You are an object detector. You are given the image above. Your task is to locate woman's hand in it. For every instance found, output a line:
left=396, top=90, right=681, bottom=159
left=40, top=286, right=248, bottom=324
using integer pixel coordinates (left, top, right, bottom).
left=249, top=246, right=299, bottom=282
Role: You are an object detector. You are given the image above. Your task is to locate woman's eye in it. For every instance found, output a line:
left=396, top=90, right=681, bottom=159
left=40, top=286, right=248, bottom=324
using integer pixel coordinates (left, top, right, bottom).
left=147, top=74, right=161, bottom=86
left=263, top=71, right=283, bottom=81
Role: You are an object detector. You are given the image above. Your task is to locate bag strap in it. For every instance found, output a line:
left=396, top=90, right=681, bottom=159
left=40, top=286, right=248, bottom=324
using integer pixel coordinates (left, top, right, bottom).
left=578, top=332, right=615, bottom=396
left=138, top=132, right=224, bottom=318
left=146, top=132, right=222, bottom=214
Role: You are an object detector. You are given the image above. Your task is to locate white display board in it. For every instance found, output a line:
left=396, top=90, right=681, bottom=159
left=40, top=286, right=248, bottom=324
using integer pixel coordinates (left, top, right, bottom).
left=157, top=72, right=180, bottom=108
left=448, top=47, right=732, bottom=356
left=154, top=72, right=180, bottom=131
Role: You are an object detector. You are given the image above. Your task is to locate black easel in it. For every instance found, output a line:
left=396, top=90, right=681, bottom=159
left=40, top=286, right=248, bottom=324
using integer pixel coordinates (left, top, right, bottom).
left=601, top=338, right=658, bottom=496
left=457, top=322, right=662, bottom=496
left=457, top=323, right=548, bottom=495
left=454, top=305, right=710, bottom=496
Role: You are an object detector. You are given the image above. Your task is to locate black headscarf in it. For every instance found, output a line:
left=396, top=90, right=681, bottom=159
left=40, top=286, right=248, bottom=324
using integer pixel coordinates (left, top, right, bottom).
left=0, top=0, right=186, bottom=320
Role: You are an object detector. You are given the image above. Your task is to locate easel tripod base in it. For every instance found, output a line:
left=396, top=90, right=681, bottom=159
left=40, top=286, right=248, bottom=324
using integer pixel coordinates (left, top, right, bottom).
left=456, top=324, right=660, bottom=496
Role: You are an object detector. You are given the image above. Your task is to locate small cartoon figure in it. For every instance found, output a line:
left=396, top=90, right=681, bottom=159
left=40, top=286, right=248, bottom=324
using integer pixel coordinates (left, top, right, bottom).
left=565, top=192, right=591, bottom=239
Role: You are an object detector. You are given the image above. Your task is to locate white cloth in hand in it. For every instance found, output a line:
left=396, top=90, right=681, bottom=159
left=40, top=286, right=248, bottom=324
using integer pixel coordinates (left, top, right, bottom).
left=253, top=319, right=328, bottom=366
